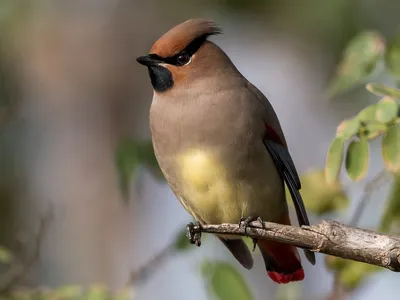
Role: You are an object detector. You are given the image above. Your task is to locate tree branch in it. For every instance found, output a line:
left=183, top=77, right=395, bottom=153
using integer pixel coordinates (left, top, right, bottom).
left=188, top=220, right=400, bottom=271
left=128, top=243, right=173, bottom=285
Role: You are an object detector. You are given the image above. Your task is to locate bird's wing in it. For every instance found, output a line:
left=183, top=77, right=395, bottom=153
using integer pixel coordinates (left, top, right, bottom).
left=263, top=133, right=307, bottom=226
left=246, top=81, right=309, bottom=227
left=263, top=136, right=315, bottom=265
left=246, top=81, right=316, bottom=265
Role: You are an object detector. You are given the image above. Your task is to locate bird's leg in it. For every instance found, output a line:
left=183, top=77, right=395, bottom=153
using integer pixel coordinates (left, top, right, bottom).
left=186, top=221, right=202, bottom=247
left=239, top=216, right=265, bottom=251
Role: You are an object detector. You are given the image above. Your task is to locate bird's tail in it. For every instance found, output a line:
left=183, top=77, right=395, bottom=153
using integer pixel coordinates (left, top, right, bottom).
left=257, top=239, right=304, bottom=284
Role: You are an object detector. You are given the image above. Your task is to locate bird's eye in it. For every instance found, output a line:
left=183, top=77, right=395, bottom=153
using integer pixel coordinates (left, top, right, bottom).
left=176, top=53, right=191, bottom=66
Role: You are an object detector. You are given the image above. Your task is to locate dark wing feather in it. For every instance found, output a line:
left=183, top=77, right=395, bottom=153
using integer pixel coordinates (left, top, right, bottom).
left=218, top=238, right=254, bottom=270
left=264, top=139, right=316, bottom=265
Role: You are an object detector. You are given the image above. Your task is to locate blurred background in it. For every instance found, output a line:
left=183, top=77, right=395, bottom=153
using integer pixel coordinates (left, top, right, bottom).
left=0, top=0, right=400, bottom=299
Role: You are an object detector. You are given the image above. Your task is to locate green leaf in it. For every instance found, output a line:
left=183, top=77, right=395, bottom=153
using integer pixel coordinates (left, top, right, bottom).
left=379, top=176, right=400, bottom=233
left=362, top=121, right=387, bottom=139
left=115, top=140, right=140, bottom=197
left=326, top=31, right=385, bottom=98
left=386, top=35, right=400, bottom=78
left=381, top=125, right=400, bottom=174
left=115, top=139, right=163, bottom=197
left=201, top=261, right=252, bottom=300
left=287, top=169, right=348, bottom=216
left=366, top=83, right=400, bottom=99
left=135, top=140, right=164, bottom=181
left=325, top=137, right=345, bottom=184
left=356, top=104, right=377, bottom=122
left=376, top=97, right=398, bottom=123
left=173, top=229, right=191, bottom=252
left=136, top=141, right=159, bottom=169
left=345, top=138, right=369, bottom=181
left=0, top=246, right=13, bottom=264
left=336, top=118, right=360, bottom=140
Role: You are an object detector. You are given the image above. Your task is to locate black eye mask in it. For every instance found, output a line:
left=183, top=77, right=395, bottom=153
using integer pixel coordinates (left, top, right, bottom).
left=139, top=32, right=219, bottom=92
left=148, top=35, right=209, bottom=67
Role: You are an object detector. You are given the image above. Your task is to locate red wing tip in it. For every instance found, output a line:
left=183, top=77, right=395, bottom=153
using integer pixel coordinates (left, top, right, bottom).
left=267, top=269, right=305, bottom=284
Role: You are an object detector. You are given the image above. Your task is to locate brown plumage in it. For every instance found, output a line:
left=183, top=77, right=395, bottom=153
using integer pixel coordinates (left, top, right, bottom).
left=150, top=19, right=222, bottom=58
left=137, top=18, right=315, bottom=284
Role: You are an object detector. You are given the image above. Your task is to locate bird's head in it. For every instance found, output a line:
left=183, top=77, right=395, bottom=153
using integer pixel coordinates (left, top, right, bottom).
left=137, top=19, right=235, bottom=93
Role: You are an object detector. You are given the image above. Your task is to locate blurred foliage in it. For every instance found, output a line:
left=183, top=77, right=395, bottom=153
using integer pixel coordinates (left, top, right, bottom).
left=276, top=283, right=302, bottom=300
left=381, top=125, right=400, bottom=173
left=379, top=176, right=400, bottom=233
left=201, top=261, right=252, bottom=300
left=172, top=228, right=193, bottom=252
left=386, top=34, right=400, bottom=79
left=325, top=84, right=400, bottom=183
left=0, top=285, right=133, bottom=300
left=115, top=139, right=164, bottom=198
left=0, top=246, right=13, bottom=264
left=323, top=27, right=400, bottom=292
left=326, top=31, right=385, bottom=98
left=325, top=256, right=381, bottom=290
left=287, top=169, right=349, bottom=216
left=367, top=82, right=400, bottom=99
left=0, top=0, right=31, bottom=110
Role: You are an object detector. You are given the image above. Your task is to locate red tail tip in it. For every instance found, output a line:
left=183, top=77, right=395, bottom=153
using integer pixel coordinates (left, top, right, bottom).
left=267, top=268, right=305, bottom=284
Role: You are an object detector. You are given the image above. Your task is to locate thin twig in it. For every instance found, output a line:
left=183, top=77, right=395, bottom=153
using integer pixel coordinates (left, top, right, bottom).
left=0, top=210, right=52, bottom=293
left=350, top=170, right=390, bottom=226
left=327, top=278, right=348, bottom=300
left=128, top=243, right=174, bottom=285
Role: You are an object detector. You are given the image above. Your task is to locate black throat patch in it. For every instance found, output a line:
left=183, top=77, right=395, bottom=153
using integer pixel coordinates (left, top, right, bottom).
left=148, top=65, right=174, bottom=93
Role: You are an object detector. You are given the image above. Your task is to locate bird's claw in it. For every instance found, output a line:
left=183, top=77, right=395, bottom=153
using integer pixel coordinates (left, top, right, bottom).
left=239, top=216, right=265, bottom=251
left=252, top=238, right=257, bottom=252
left=239, top=216, right=264, bottom=233
left=186, top=221, right=202, bottom=247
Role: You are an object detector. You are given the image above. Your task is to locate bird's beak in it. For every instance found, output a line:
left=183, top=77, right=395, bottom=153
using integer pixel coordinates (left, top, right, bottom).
left=136, top=55, right=161, bottom=67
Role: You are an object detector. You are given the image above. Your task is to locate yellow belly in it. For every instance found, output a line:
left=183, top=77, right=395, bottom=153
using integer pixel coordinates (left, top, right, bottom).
left=177, top=148, right=248, bottom=224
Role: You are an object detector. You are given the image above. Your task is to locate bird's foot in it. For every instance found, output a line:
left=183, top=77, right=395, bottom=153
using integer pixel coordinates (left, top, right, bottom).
left=239, top=216, right=265, bottom=251
left=239, top=216, right=264, bottom=233
left=186, top=221, right=202, bottom=247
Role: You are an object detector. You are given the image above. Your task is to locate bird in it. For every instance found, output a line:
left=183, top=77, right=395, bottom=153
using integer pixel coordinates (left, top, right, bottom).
left=136, top=18, right=316, bottom=284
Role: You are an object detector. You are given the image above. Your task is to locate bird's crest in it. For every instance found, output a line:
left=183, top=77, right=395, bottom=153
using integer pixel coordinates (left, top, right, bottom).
left=150, top=19, right=222, bottom=58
